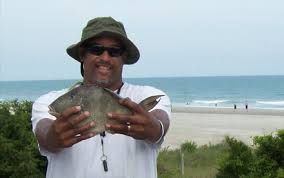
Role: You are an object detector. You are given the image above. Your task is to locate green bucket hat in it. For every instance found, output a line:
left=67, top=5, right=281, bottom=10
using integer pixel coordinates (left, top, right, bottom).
left=66, top=17, right=140, bottom=64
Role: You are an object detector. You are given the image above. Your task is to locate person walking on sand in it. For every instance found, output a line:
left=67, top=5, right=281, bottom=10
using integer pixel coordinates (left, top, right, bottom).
left=31, top=17, right=171, bottom=178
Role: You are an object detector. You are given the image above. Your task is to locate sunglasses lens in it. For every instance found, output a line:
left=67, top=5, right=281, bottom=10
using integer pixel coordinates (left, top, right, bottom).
left=87, top=45, right=105, bottom=56
left=85, top=44, right=124, bottom=57
left=108, top=47, right=124, bottom=57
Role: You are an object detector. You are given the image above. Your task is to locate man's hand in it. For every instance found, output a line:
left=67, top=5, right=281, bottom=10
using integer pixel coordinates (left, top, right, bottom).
left=106, top=98, right=169, bottom=143
left=35, top=106, right=96, bottom=153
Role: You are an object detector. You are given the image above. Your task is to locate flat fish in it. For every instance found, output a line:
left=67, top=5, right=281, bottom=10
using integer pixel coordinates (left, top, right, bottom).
left=48, top=84, right=163, bottom=133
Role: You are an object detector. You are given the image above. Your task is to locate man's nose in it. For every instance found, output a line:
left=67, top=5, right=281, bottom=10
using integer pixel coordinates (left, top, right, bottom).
left=100, top=50, right=111, bottom=61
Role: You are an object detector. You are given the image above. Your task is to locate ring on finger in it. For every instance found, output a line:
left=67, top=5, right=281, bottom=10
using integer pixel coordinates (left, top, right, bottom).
left=127, top=125, right=131, bottom=132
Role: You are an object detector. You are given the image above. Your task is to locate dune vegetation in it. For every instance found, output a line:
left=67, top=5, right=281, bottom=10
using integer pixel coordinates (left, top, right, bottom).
left=0, top=100, right=283, bottom=178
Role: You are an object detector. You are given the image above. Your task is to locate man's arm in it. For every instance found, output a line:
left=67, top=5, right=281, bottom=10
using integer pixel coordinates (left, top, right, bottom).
left=148, top=109, right=170, bottom=143
left=35, top=118, right=61, bottom=153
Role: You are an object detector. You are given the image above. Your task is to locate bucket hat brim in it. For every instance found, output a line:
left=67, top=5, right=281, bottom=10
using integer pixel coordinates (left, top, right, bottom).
left=66, top=31, right=140, bottom=65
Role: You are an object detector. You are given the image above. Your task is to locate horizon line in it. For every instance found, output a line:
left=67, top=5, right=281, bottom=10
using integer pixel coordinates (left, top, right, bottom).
left=1, top=74, right=284, bottom=82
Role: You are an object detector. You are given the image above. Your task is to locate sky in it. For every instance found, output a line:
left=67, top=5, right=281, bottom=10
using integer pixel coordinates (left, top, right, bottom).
left=1, top=0, right=284, bottom=81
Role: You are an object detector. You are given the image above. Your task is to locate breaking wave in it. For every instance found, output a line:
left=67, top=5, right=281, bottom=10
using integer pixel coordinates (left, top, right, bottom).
left=192, top=100, right=229, bottom=104
left=257, top=100, right=284, bottom=106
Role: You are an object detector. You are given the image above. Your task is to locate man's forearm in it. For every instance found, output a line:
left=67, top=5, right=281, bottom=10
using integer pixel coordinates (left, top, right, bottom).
left=35, top=118, right=62, bottom=153
left=149, top=109, right=170, bottom=143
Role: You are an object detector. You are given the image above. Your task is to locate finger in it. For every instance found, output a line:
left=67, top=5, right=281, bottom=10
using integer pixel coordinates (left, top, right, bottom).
left=59, top=106, right=81, bottom=121
left=107, top=112, right=146, bottom=125
left=106, top=122, right=145, bottom=136
left=107, top=112, right=134, bottom=124
left=119, top=98, right=144, bottom=113
left=106, top=123, right=129, bottom=135
left=61, top=111, right=90, bottom=131
left=67, top=111, right=91, bottom=127
left=62, top=131, right=96, bottom=147
left=61, top=120, right=96, bottom=140
left=109, top=123, right=146, bottom=140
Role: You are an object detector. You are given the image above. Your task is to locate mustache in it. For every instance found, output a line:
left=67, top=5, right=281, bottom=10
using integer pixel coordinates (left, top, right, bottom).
left=96, top=60, right=111, bottom=67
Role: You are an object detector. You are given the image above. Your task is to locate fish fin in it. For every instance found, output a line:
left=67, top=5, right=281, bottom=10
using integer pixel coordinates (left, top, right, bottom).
left=103, top=87, right=123, bottom=99
left=48, top=106, right=60, bottom=118
left=68, top=80, right=83, bottom=91
left=139, top=95, right=164, bottom=111
left=48, top=110, right=60, bottom=118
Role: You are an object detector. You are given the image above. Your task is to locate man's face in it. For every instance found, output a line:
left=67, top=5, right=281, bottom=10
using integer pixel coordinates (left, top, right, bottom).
left=81, top=37, right=125, bottom=89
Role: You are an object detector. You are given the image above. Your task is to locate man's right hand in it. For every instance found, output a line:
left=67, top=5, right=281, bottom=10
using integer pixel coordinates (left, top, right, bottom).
left=35, top=106, right=96, bottom=153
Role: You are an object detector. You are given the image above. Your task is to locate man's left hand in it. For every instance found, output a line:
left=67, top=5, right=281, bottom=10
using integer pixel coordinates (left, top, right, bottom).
left=105, top=98, right=162, bottom=143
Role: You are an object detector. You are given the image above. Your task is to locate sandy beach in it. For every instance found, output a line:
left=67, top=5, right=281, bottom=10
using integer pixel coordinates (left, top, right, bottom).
left=163, top=106, right=284, bottom=149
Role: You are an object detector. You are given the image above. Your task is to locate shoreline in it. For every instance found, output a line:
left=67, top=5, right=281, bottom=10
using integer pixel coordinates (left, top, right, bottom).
left=163, top=107, right=284, bottom=149
left=172, top=106, right=284, bottom=116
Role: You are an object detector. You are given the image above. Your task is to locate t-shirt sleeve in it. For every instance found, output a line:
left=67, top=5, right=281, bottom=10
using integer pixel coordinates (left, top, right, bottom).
left=31, top=91, right=63, bottom=133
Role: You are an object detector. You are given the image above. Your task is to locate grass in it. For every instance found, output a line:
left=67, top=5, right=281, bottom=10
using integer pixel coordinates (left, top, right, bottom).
left=158, top=142, right=226, bottom=178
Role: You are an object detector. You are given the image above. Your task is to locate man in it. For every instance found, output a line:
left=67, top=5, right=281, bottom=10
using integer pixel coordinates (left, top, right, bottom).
left=31, top=17, right=171, bottom=178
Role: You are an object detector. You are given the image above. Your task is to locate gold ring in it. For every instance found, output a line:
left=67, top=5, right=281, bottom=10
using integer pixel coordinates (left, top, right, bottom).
left=127, top=125, right=131, bottom=132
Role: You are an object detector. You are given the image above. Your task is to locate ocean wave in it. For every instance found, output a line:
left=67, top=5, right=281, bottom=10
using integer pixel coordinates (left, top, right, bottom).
left=257, top=101, right=284, bottom=106
left=192, top=100, right=229, bottom=104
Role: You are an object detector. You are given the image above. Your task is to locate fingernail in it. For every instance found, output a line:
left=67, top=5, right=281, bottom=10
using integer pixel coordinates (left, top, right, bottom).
left=76, top=106, right=81, bottom=110
left=107, top=113, right=112, bottom=118
left=84, top=111, right=90, bottom=116
left=89, top=133, right=94, bottom=137
left=90, top=121, right=95, bottom=126
left=106, top=124, right=110, bottom=128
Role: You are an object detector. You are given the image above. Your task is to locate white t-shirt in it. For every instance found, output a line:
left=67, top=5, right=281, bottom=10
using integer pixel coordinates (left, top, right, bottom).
left=31, top=82, right=171, bottom=178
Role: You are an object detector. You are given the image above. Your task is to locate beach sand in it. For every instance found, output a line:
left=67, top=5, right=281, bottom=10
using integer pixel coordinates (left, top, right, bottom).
left=163, top=107, right=284, bottom=149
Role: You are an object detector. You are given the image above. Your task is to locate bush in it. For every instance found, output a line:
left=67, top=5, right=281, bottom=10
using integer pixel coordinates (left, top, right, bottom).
left=216, top=136, right=254, bottom=178
left=181, top=140, right=197, bottom=153
left=249, top=130, right=284, bottom=178
left=0, top=100, right=47, bottom=178
left=216, top=130, right=284, bottom=178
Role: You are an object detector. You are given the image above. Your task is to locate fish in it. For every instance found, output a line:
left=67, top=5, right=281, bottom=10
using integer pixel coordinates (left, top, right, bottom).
left=48, top=84, right=163, bottom=133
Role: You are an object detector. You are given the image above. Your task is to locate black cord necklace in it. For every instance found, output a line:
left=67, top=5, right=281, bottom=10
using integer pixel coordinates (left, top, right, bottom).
left=99, top=82, right=124, bottom=172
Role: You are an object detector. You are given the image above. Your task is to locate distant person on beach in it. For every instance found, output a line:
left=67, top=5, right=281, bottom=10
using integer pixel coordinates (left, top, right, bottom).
left=234, top=104, right=237, bottom=109
left=31, top=17, right=171, bottom=178
left=245, top=103, right=248, bottom=110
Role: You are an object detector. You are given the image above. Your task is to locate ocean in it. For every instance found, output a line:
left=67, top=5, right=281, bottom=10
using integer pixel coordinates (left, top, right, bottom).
left=1, top=76, right=284, bottom=109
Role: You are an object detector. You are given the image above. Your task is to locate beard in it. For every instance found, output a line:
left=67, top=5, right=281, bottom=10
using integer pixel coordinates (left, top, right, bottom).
left=94, top=79, right=112, bottom=88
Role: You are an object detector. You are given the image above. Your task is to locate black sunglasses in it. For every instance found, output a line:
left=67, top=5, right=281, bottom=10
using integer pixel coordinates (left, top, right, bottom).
left=84, top=44, right=125, bottom=57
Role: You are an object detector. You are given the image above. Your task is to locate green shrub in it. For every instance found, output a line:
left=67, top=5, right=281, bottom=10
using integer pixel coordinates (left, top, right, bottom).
left=0, top=100, right=47, bottom=178
left=216, top=136, right=254, bottom=178
left=216, top=130, right=284, bottom=178
left=276, top=168, right=284, bottom=178
left=181, top=140, right=197, bottom=153
left=249, top=130, right=284, bottom=178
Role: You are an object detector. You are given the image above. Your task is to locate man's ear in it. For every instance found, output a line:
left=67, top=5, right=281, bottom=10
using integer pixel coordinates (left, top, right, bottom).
left=79, top=48, right=86, bottom=62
